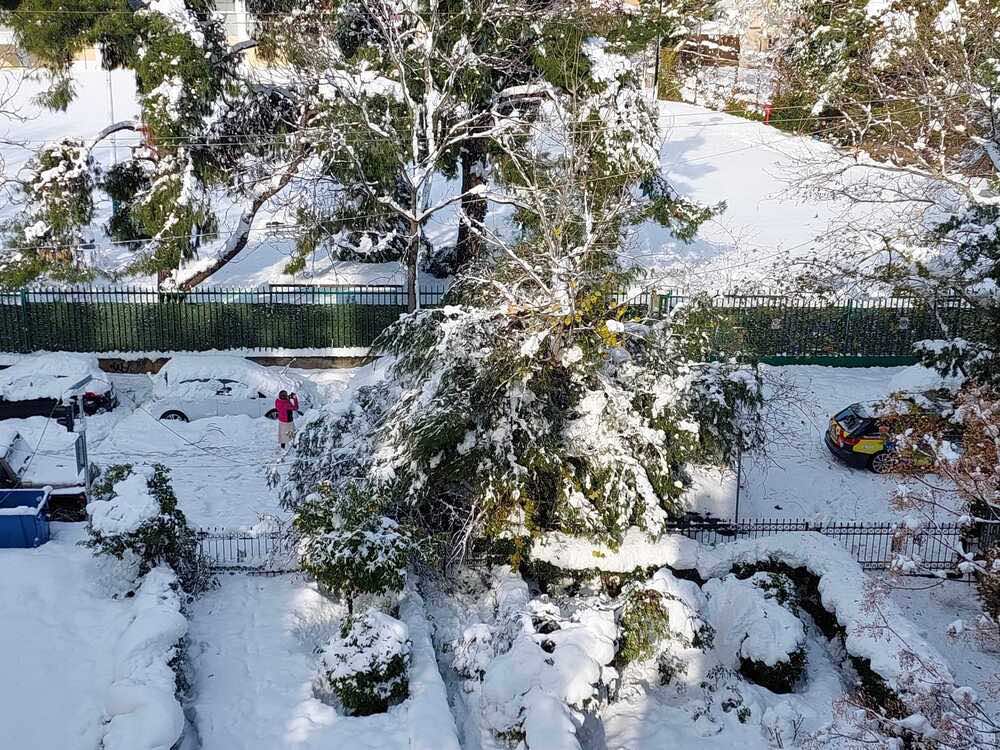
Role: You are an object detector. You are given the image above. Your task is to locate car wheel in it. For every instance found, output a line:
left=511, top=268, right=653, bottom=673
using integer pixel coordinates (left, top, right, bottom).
left=264, top=409, right=278, bottom=420
left=160, top=410, right=189, bottom=423
left=869, top=451, right=894, bottom=474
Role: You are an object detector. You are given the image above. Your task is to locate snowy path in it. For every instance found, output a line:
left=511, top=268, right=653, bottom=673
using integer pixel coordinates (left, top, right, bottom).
left=891, top=581, right=1000, bottom=720
left=690, top=365, right=954, bottom=522
left=0, top=525, right=129, bottom=749
left=188, top=574, right=459, bottom=750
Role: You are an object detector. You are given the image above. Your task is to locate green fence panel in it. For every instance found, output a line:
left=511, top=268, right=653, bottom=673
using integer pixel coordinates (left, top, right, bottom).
left=0, top=285, right=987, bottom=359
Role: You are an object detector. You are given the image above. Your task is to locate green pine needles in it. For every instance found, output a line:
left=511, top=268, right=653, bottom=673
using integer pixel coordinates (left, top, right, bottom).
left=295, top=487, right=414, bottom=611
left=85, top=463, right=209, bottom=595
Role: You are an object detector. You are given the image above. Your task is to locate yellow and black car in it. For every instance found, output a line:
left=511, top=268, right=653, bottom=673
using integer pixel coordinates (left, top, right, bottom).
left=824, top=391, right=958, bottom=474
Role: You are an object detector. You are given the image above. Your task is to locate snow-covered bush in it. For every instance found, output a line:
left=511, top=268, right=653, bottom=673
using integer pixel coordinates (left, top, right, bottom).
left=617, top=586, right=671, bottom=664
left=101, top=566, right=188, bottom=750
left=703, top=574, right=807, bottom=693
left=86, top=463, right=207, bottom=595
left=452, top=623, right=497, bottom=679
left=316, top=608, right=411, bottom=716
left=481, top=604, right=618, bottom=750
left=294, top=488, right=413, bottom=612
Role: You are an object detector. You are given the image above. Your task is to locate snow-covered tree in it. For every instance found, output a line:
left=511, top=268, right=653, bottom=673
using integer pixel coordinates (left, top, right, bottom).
left=1, top=0, right=248, bottom=286
left=315, top=607, right=411, bottom=716
left=1, top=0, right=714, bottom=292
left=280, top=37, right=761, bottom=566
left=294, top=486, right=415, bottom=613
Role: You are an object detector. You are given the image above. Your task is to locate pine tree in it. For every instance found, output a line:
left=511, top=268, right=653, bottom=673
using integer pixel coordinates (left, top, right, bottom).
left=279, top=30, right=760, bottom=566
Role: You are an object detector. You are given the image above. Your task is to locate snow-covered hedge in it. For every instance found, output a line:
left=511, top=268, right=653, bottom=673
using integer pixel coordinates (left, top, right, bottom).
left=696, top=534, right=954, bottom=697
left=101, top=566, right=188, bottom=750
left=702, top=573, right=806, bottom=692
left=316, top=608, right=411, bottom=716
left=397, top=580, right=462, bottom=750
left=531, top=529, right=964, bottom=713
left=86, top=463, right=207, bottom=594
left=478, top=567, right=618, bottom=750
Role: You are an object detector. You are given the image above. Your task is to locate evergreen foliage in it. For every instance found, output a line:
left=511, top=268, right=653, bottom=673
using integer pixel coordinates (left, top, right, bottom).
left=618, top=586, right=671, bottom=664
left=294, top=487, right=414, bottom=611
left=316, top=608, right=411, bottom=716
left=85, top=463, right=209, bottom=595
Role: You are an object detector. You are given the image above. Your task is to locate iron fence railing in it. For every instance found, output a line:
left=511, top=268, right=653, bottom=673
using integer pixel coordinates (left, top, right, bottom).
left=0, top=284, right=987, bottom=356
left=197, top=527, right=298, bottom=573
left=197, top=520, right=1000, bottom=574
left=661, top=519, right=1000, bottom=572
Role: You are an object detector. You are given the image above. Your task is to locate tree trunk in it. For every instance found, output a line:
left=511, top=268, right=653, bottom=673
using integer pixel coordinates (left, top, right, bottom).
left=406, top=217, right=420, bottom=313
left=454, top=140, right=487, bottom=271
left=177, top=159, right=303, bottom=291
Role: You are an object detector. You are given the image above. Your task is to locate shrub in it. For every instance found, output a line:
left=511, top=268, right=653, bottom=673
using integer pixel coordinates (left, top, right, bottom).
left=86, top=463, right=208, bottom=595
left=295, top=489, right=414, bottom=611
left=740, top=648, right=807, bottom=694
left=316, top=608, right=411, bottom=715
left=618, top=586, right=671, bottom=664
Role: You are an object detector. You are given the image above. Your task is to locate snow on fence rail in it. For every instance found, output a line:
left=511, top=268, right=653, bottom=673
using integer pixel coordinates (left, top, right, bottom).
left=198, top=520, right=1000, bottom=574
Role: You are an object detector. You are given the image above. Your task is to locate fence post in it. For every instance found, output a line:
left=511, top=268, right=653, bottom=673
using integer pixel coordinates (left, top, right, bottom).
left=19, top=288, right=31, bottom=353
left=843, top=298, right=853, bottom=354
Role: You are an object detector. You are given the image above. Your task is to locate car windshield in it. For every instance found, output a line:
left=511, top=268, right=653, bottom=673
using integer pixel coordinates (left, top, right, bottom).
left=834, top=405, right=870, bottom=436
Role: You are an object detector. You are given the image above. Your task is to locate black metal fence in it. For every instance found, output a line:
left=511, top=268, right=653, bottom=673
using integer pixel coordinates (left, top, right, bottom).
left=662, top=519, right=999, bottom=572
left=197, top=527, right=297, bottom=573
left=197, top=520, right=1000, bottom=574
left=0, top=284, right=448, bottom=353
left=658, top=293, right=989, bottom=358
left=0, top=284, right=988, bottom=357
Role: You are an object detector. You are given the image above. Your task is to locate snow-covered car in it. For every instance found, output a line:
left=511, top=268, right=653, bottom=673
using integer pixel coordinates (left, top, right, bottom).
left=0, top=353, right=117, bottom=422
left=146, top=355, right=319, bottom=422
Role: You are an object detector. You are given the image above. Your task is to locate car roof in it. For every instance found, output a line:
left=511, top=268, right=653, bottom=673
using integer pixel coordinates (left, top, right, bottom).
left=853, top=390, right=951, bottom=420
left=0, top=353, right=102, bottom=400
left=155, top=355, right=306, bottom=395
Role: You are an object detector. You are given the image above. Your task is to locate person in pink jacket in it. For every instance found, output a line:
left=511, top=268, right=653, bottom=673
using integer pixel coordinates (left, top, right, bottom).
left=274, top=390, right=299, bottom=448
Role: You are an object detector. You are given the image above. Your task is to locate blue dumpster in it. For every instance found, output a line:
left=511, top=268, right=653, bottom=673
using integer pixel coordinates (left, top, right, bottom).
left=0, top=488, right=51, bottom=548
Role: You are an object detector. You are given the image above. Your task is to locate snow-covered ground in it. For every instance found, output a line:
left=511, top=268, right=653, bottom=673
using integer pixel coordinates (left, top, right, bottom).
left=0, top=525, right=131, bottom=749
left=690, top=364, right=958, bottom=522
left=189, top=574, right=459, bottom=750
left=1, top=65, right=904, bottom=291
left=890, top=580, right=1000, bottom=720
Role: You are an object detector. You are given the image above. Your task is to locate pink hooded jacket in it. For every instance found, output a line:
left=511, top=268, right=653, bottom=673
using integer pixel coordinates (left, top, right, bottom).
left=274, top=394, right=299, bottom=423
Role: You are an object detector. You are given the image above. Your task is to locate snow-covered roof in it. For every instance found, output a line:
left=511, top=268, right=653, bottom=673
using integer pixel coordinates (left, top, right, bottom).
left=0, top=353, right=108, bottom=402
